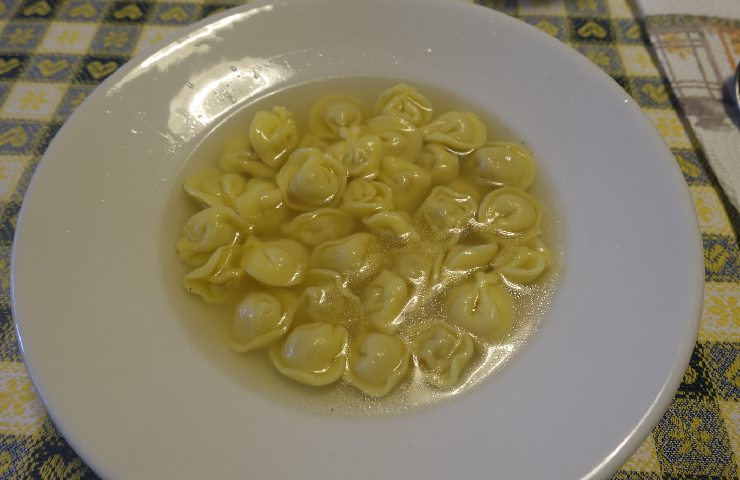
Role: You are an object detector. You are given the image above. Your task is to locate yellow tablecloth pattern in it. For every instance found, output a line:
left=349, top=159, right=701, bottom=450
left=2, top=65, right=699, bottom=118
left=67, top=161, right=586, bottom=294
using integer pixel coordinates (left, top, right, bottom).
left=0, top=0, right=738, bottom=478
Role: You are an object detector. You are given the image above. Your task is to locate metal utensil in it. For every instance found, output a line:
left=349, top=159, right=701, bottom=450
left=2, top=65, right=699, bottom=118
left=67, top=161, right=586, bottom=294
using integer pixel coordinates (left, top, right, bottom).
left=735, top=60, right=740, bottom=110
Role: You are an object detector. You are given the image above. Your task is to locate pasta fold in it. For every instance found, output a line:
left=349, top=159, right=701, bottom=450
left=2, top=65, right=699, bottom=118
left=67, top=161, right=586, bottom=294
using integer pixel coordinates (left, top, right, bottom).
left=415, top=322, right=474, bottom=389
left=344, top=333, right=410, bottom=396
left=229, top=290, right=297, bottom=352
left=270, top=323, right=348, bottom=386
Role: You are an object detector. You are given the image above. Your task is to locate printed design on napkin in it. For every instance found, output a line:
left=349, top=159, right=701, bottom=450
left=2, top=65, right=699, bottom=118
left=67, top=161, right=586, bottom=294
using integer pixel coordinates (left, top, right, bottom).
left=53, top=84, right=91, bottom=118
left=0, top=156, right=26, bottom=202
left=0, top=430, right=90, bottom=479
left=654, top=398, right=737, bottom=476
left=702, top=342, right=740, bottom=401
left=73, top=54, right=126, bottom=82
left=0, top=54, right=30, bottom=82
left=38, top=23, right=98, bottom=54
left=618, top=434, right=662, bottom=474
left=574, top=43, right=624, bottom=74
left=614, top=18, right=644, bottom=44
left=675, top=345, right=716, bottom=400
left=104, top=1, right=153, bottom=24
left=0, top=22, right=47, bottom=51
left=152, top=3, right=198, bottom=25
left=672, top=147, right=711, bottom=186
left=631, top=77, right=673, bottom=108
left=13, top=0, right=62, bottom=20
left=199, top=3, right=242, bottom=20
left=0, top=82, right=64, bottom=120
left=704, top=235, right=740, bottom=283
left=0, top=299, right=22, bottom=360
left=23, top=54, right=78, bottom=82
left=0, top=120, right=43, bottom=155
left=571, top=17, right=614, bottom=42
left=0, top=84, right=9, bottom=108
left=643, top=108, right=693, bottom=148
left=0, top=362, right=44, bottom=435
left=701, top=282, right=740, bottom=343
left=619, top=44, right=662, bottom=76
left=57, top=1, right=108, bottom=22
left=0, top=1, right=16, bottom=20
left=89, top=24, right=141, bottom=54
left=718, top=400, right=740, bottom=463
left=133, top=25, right=179, bottom=54
left=520, top=16, right=568, bottom=41
left=691, top=186, right=735, bottom=236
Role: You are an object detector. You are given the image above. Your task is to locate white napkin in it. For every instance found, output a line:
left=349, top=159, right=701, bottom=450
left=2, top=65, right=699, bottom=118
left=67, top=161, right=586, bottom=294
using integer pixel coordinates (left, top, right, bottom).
left=635, top=0, right=740, bottom=212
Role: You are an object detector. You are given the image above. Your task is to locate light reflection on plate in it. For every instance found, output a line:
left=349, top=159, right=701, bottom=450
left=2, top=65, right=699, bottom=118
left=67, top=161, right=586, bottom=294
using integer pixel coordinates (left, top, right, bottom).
left=12, top=1, right=702, bottom=479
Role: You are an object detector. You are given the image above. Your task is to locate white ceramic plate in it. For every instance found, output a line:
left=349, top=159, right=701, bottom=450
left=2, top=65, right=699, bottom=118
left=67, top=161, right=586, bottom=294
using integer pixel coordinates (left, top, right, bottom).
left=12, top=0, right=703, bottom=478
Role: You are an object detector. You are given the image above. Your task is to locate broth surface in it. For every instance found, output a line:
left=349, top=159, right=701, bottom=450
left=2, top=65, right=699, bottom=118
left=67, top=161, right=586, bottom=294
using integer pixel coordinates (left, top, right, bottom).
left=164, top=76, right=563, bottom=415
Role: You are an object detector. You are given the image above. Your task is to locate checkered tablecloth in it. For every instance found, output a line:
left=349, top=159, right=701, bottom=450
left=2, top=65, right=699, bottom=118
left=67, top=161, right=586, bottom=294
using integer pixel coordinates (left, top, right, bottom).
left=0, top=0, right=738, bottom=478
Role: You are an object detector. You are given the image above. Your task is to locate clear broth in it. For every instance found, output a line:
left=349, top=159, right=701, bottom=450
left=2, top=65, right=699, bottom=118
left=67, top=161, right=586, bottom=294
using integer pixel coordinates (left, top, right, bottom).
left=162, top=76, right=564, bottom=416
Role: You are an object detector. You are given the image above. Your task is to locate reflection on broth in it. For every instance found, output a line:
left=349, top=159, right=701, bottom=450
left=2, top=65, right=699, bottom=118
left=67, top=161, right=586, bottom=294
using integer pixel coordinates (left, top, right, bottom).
left=171, top=78, right=562, bottom=415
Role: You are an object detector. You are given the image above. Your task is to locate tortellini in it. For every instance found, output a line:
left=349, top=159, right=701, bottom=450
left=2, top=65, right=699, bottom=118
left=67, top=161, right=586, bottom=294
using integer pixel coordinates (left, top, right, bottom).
left=184, top=167, right=247, bottom=208
left=326, top=126, right=384, bottom=179
left=282, top=208, right=353, bottom=246
left=415, top=323, right=474, bottom=389
left=311, top=233, right=380, bottom=284
left=276, top=148, right=348, bottom=211
left=379, top=156, right=432, bottom=212
left=447, top=178, right=483, bottom=203
left=177, top=82, right=556, bottom=400
left=447, top=272, right=513, bottom=341
left=176, top=206, right=251, bottom=267
left=249, top=106, right=300, bottom=168
left=391, top=240, right=440, bottom=290
left=308, top=95, right=365, bottom=140
left=374, top=83, right=433, bottom=126
left=494, top=239, right=552, bottom=284
left=465, top=142, right=535, bottom=189
left=477, top=186, right=542, bottom=243
left=362, top=210, right=417, bottom=244
left=217, top=135, right=276, bottom=178
left=241, top=237, right=308, bottom=287
left=418, top=143, right=460, bottom=186
left=365, top=115, right=422, bottom=162
left=362, top=270, right=410, bottom=334
left=441, top=243, right=500, bottom=273
left=344, top=333, right=410, bottom=397
left=341, top=179, right=394, bottom=217
left=230, top=290, right=297, bottom=352
left=269, top=323, right=349, bottom=386
left=420, top=111, right=487, bottom=154
left=298, top=133, right=328, bottom=150
left=234, top=178, right=289, bottom=234
left=433, top=242, right=500, bottom=286
left=415, top=186, right=477, bottom=241
left=183, top=245, right=246, bottom=304
left=300, top=269, right=360, bottom=323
